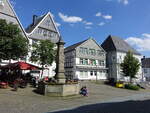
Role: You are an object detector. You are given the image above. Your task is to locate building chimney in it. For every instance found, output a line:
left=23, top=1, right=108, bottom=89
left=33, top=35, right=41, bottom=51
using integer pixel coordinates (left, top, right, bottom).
left=141, top=56, right=146, bottom=61
left=33, top=15, right=38, bottom=25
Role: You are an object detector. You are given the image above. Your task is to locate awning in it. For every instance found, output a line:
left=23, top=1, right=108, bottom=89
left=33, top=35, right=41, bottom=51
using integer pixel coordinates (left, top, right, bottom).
left=0, top=61, right=42, bottom=70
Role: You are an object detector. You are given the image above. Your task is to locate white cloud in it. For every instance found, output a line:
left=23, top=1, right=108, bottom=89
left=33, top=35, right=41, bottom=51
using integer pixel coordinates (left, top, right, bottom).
left=83, top=21, right=93, bottom=25
left=106, top=0, right=129, bottom=5
left=56, top=22, right=61, bottom=27
left=95, top=12, right=112, bottom=20
left=103, top=15, right=112, bottom=19
left=58, top=12, right=83, bottom=23
left=85, top=26, right=92, bottom=29
left=125, top=34, right=150, bottom=52
left=118, top=0, right=129, bottom=5
left=142, top=33, right=150, bottom=38
left=95, top=12, right=102, bottom=17
left=85, top=22, right=93, bottom=25
left=98, top=22, right=105, bottom=26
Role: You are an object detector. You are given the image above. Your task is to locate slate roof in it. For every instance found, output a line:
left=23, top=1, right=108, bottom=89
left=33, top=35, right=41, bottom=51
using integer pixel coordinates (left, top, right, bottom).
left=142, top=58, right=150, bottom=68
left=25, top=14, right=46, bottom=33
left=101, top=35, right=141, bottom=55
left=64, top=39, right=88, bottom=52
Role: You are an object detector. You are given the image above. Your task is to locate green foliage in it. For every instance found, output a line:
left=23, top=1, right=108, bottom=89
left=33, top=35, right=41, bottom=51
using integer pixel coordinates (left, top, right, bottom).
left=124, top=84, right=140, bottom=90
left=0, top=19, right=28, bottom=61
left=120, top=51, right=140, bottom=82
left=30, top=40, right=56, bottom=67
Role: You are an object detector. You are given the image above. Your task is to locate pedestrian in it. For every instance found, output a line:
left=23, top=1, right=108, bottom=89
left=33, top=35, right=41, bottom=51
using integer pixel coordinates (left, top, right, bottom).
left=13, top=78, right=20, bottom=91
left=80, top=86, right=88, bottom=96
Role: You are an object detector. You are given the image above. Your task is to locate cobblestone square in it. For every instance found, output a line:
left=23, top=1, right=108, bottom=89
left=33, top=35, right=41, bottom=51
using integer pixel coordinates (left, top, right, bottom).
left=0, top=81, right=150, bottom=113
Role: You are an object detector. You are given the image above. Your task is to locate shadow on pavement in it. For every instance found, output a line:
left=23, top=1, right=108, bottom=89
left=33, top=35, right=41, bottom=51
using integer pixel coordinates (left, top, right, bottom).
left=47, top=99, right=150, bottom=113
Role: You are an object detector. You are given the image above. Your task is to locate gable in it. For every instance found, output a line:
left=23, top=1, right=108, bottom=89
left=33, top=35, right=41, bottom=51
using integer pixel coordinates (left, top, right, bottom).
left=0, top=0, right=27, bottom=38
left=76, top=38, right=106, bottom=59
left=0, top=0, right=15, bottom=17
left=39, top=15, right=57, bottom=32
left=102, top=35, right=141, bottom=55
left=27, top=13, right=60, bottom=43
left=101, top=35, right=116, bottom=52
left=77, top=39, right=105, bottom=52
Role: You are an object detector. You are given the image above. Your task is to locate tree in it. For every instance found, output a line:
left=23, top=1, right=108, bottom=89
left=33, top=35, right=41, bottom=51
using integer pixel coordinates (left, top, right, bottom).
left=0, top=19, right=28, bottom=62
left=120, top=51, right=140, bottom=83
left=30, top=40, right=56, bottom=78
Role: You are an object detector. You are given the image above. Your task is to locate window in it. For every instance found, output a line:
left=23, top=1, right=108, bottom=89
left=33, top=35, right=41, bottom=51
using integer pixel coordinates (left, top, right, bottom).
left=97, top=50, right=100, bottom=56
left=80, top=58, right=84, bottom=65
left=50, top=32, right=55, bottom=37
left=43, top=30, right=47, bottom=37
left=102, top=61, right=105, bottom=66
left=89, top=59, right=96, bottom=65
left=103, top=70, right=105, bottom=73
left=37, top=28, right=43, bottom=34
left=83, top=48, right=88, bottom=54
left=94, top=71, right=97, bottom=76
left=92, top=49, right=96, bottom=55
left=98, top=60, right=105, bottom=66
left=89, top=49, right=96, bottom=55
left=97, top=50, right=104, bottom=56
left=80, top=71, right=87, bottom=78
left=48, top=31, right=51, bottom=37
left=80, top=71, right=83, bottom=76
left=94, top=60, right=96, bottom=65
left=90, top=71, right=93, bottom=76
left=112, top=56, right=116, bottom=61
left=144, top=69, right=148, bottom=73
left=84, top=59, right=88, bottom=65
left=79, top=47, right=83, bottom=53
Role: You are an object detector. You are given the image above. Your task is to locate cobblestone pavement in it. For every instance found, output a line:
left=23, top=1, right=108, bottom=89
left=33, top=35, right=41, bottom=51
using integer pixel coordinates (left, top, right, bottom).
left=0, top=81, right=150, bottom=113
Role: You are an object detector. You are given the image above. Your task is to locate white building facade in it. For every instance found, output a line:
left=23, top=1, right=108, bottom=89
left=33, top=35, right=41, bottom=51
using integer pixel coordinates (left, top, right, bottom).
left=142, top=58, right=150, bottom=81
left=0, top=0, right=60, bottom=78
left=101, top=35, right=143, bottom=82
left=25, top=12, right=61, bottom=78
left=0, top=0, right=29, bottom=66
left=65, top=38, right=107, bottom=80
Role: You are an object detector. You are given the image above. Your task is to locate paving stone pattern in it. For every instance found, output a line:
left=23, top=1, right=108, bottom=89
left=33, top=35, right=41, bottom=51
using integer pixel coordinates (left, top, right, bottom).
left=0, top=81, right=150, bottom=113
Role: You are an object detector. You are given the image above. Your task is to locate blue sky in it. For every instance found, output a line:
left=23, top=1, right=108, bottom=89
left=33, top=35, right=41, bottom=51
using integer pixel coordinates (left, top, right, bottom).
left=11, top=0, right=150, bottom=57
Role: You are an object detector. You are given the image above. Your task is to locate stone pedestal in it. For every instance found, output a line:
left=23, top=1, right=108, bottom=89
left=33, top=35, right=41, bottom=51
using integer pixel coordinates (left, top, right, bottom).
left=38, top=38, right=80, bottom=97
left=55, top=39, right=66, bottom=84
left=39, top=83, right=80, bottom=96
left=37, top=82, right=80, bottom=96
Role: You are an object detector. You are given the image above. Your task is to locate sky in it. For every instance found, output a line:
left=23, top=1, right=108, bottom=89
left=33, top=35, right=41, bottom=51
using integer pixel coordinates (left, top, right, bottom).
left=10, top=0, right=150, bottom=57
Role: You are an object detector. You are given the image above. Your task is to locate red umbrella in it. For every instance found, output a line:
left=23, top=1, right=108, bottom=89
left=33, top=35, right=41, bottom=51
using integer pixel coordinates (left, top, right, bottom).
left=0, top=61, right=42, bottom=70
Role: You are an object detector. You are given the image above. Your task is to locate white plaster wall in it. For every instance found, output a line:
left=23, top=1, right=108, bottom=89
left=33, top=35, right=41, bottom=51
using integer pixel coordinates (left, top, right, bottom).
left=116, top=52, right=143, bottom=82
left=75, top=70, right=107, bottom=80
left=143, top=68, right=150, bottom=78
